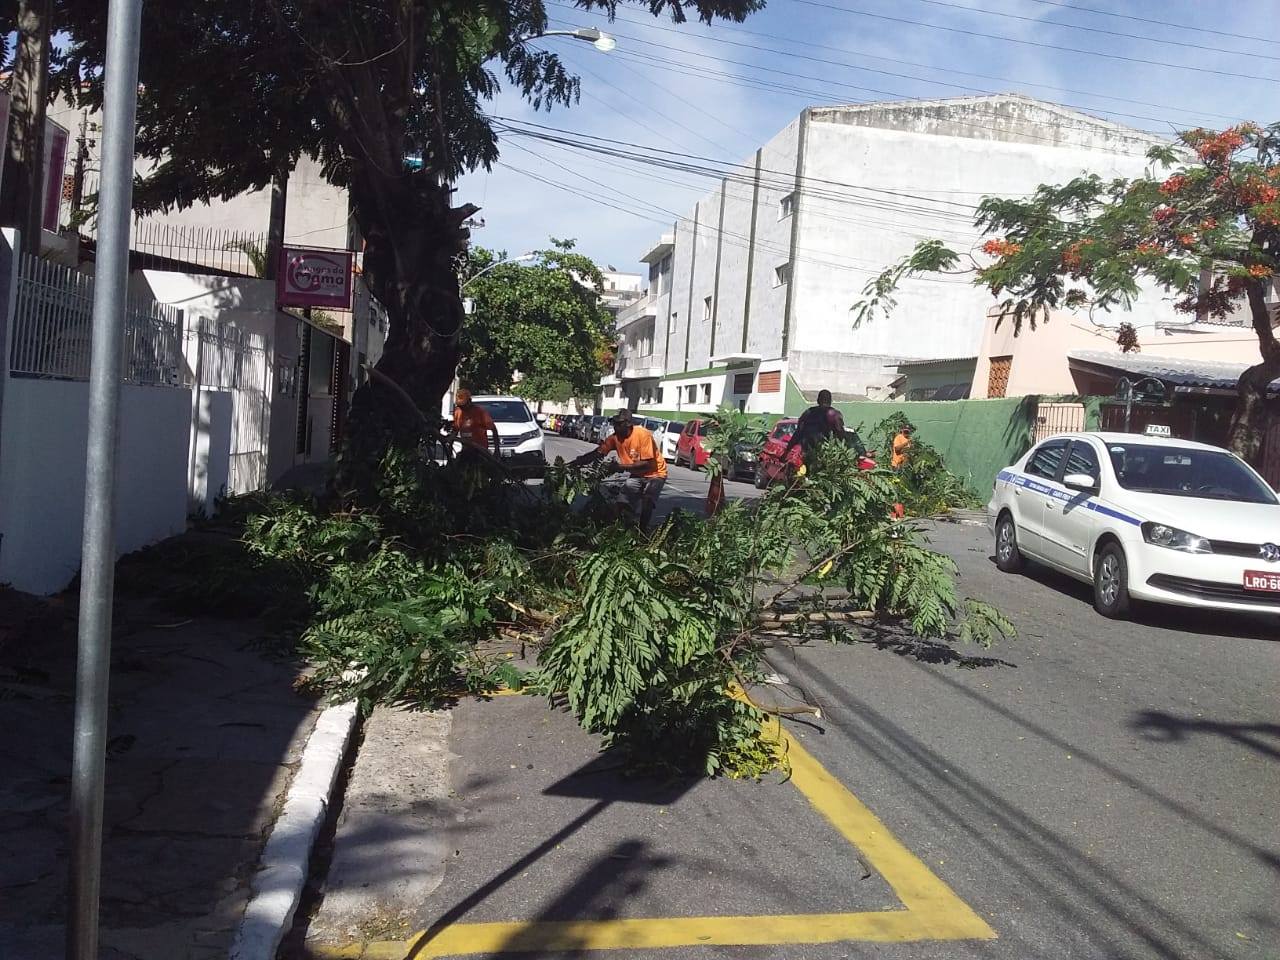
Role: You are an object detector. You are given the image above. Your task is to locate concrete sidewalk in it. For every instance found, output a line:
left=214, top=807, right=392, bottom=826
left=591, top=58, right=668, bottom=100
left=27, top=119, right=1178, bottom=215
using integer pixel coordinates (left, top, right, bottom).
left=0, top=572, right=322, bottom=958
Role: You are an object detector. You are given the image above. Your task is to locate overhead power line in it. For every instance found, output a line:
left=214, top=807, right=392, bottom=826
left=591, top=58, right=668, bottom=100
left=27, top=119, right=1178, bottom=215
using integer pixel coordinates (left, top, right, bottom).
left=1020, top=0, right=1280, bottom=47
left=492, top=115, right=985, bottom=214
left=790, top=0, right=1280, bottom=82
left=546, top=2, right=1248, bottom=125
left=902, top=0, right=1279, bottom=61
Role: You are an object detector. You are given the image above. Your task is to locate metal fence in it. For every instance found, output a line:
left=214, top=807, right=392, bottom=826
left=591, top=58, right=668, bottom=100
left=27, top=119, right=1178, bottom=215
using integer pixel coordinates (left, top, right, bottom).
left=1033, top=400, right=1086, bottom=443
left=7, top=252, right=185, bottom=386
left=72, top=210, right=267, bottom=277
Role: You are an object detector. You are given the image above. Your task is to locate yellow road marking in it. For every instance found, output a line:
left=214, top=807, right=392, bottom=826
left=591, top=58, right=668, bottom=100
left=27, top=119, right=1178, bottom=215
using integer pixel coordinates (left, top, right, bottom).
left=310, top=715, right=994, bottom=958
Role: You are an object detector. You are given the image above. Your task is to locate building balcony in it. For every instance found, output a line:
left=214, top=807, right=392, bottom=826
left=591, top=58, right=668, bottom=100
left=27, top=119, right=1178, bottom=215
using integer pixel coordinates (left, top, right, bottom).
left=615, top=355, right=664, bottom=380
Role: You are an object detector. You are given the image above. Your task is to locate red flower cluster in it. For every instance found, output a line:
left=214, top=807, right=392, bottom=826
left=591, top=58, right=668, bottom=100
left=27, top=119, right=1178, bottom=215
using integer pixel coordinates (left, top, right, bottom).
left=982, top=238, right=1022, bottom=257
left=1247, top=264, right=1273, bottom=278
left=1152, top=206, right=1177, bottom=223
left=1061, top=239, right=1094, bottom=272
left=1159, top=175, right=1188, bottom=196
left=1177, top=233, right=1197, bottom=248
left=1135, top=242, right=1165, bottom=255
left=1240, top=176, right=1280, bottom=206
left=1186, top=125, right=1249, bottom=163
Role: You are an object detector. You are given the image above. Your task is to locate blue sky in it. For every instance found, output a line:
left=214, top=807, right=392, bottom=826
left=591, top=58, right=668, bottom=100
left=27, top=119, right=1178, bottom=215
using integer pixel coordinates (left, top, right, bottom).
left=455, top=0, right=1280, bottom=276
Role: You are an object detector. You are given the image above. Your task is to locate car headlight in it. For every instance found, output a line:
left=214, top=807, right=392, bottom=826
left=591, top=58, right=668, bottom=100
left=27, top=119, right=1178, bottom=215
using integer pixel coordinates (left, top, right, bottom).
left=1141, top=522, right=1211, bottom=554
left=513, top=428, right=541, bottom=444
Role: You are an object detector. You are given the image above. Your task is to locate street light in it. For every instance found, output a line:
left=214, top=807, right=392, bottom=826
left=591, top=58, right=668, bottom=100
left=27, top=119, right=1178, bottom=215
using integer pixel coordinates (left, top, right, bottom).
left=520, top=27, right=618, bottom=52
left=463, top=251, right=536, bottom=293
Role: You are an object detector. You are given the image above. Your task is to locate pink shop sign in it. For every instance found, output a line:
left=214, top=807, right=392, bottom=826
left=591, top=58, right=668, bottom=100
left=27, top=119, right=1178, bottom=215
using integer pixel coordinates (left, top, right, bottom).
left=277, top=246, right=354, bottom=309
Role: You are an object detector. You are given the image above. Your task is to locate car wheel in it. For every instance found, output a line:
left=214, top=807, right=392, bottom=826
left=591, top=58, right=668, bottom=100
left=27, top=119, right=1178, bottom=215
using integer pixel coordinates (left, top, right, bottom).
left=994, top=514, right=1024, bottom=573
left=1093, top=543, right=1131, bottom=619
left=754, top=462, right=769, bottom=489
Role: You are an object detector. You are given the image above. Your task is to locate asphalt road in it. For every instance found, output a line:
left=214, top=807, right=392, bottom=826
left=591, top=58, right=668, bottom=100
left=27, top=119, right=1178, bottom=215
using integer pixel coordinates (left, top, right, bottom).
left=303, top=436, right=1280, bottom=960
left=778, top=520, right=1279, bottom=960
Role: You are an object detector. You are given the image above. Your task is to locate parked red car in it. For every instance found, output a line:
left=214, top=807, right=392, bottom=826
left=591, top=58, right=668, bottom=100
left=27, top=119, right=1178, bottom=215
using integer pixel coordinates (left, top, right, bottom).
left=674, top=418, right=712, bottom=469
left=753, top=418, right=875, bottom=488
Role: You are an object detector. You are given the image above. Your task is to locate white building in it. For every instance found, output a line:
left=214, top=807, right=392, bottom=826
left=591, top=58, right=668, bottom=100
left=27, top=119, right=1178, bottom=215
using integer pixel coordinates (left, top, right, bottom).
left=606, top=94, right=1177, bottom=419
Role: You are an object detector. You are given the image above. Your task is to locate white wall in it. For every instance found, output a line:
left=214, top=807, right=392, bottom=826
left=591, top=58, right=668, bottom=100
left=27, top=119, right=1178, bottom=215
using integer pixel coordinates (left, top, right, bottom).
left=0, top=378, right=191, bottom=594
left=791, top=100, right=1169, bottom=391
left=132, top=270, right=279, bottom=496
left=640, top=97, right=1180, bottom=400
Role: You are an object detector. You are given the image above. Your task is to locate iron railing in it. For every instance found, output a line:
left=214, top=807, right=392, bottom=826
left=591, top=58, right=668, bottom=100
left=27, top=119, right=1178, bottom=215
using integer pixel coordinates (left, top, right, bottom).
left=8, top=252, right=184, bottom=386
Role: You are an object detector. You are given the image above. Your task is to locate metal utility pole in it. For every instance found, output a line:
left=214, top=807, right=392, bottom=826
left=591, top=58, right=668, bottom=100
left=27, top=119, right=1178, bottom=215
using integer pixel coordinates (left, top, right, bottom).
left=66, top=2, right=144, bottom=958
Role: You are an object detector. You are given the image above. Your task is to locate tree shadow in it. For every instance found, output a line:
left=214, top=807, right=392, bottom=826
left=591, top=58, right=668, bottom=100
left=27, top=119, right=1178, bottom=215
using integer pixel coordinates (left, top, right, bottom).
left=1131, top=710, right=1280, bottom=762
left=400, top=756, right=694, bottom=959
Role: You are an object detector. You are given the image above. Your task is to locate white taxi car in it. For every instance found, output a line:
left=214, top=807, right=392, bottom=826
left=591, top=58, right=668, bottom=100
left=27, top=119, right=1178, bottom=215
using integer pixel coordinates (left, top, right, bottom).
left=988, top=432, right=1280, bottom=618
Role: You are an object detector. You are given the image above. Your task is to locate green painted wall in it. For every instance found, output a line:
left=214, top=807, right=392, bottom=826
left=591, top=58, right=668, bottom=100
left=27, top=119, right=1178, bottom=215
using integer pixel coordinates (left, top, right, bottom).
left=832, top=396, right=1096, bottom=497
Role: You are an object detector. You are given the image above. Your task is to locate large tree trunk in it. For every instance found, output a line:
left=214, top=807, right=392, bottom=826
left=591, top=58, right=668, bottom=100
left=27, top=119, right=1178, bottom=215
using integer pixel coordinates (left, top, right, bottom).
left=0, top=0, right=52, bottom=252
left=1225, top=280, right=1280, bottom=462
left=335, top=161, right=478, bottom=490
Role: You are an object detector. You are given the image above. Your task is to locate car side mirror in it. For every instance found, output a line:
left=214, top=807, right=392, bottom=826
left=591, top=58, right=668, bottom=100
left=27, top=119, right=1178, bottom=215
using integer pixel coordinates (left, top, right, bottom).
left=1063, top=472, right=1098, bottom=492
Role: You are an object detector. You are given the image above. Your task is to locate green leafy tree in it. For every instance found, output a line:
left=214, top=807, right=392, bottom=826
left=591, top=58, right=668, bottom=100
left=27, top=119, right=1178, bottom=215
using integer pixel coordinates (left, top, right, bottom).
left=460, top=241, right=614, bottom=400
left=854, top=122, right=1280, bottom=461
left=51, top=0, right=762, bottom=471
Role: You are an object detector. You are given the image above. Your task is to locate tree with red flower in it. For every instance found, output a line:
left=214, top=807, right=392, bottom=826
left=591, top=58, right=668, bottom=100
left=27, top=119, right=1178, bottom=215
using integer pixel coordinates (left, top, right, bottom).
left=854, top=122, right=1280, bottom=462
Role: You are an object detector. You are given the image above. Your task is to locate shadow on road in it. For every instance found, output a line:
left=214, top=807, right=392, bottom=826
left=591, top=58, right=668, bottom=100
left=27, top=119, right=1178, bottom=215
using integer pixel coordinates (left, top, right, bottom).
left=1131, top=710, right=1280, bottom=762
left=985, top=555, right=1278, bottom=642
left=787, top=653, right=1264, bottom=960
left=403, top=757, right=695, bottom=959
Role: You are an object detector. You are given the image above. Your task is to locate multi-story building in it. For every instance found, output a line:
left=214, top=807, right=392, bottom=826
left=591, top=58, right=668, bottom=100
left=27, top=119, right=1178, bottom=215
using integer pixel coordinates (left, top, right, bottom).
left=605, top=94, right=1178, bottom=419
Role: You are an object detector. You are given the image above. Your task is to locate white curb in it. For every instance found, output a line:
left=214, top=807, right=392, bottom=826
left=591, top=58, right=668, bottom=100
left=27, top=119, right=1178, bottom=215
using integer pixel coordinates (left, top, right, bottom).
left=229, top=697, right=360, bottom=960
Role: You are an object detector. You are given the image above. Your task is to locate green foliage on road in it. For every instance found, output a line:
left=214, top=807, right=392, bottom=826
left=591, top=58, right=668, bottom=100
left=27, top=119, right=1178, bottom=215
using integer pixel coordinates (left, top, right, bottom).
left=700, top=405, right=770, bottom=479
left=162, top=440, right=1010, bottom=778
left=866, top=413, right=983, bottom=516
left=460, top=241, right=614, bottom=403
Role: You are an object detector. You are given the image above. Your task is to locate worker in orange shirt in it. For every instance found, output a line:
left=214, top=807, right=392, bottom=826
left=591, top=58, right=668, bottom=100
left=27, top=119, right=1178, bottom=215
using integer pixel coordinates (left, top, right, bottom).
left=891, top=423, right=914, bottom=469
left=452, top=388, right=499, bottom=456
left=571, top=409, right=667, bottom=527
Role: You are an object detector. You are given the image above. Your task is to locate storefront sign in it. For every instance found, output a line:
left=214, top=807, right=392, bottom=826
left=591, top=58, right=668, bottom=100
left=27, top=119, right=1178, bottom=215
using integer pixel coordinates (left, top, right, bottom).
left=277, top=245, right=355, bottom=309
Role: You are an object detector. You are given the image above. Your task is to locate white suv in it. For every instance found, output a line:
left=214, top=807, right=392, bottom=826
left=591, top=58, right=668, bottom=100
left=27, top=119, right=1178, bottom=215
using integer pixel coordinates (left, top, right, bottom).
left=988, top=432, right=1280, bottom=619
left=472, top=395, right=545, bottom=475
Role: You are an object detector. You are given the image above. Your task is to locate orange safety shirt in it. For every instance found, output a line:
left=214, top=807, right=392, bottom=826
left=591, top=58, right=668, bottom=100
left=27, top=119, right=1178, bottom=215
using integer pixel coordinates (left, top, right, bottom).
left=454, top=404, right=497, bottom=449
left=599, top=426, right=667, bottom=479
left=891, top=432, right=912, bottom=469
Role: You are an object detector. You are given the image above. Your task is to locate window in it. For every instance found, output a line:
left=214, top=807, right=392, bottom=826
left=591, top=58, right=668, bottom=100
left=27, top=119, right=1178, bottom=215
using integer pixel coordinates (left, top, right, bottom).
left=1063, top=441, right=1100, bottom=481
left=686, top=385, right=697, bottom=404
left=659, top=255, right=673, bottom=295
left=670, top=311, right=678, bottom=333
left=774, top=262, right=792, bottom=287
left=771, top=421, right=796, bottom=440
left=476, top=399, right=534, bottom=423
left=1026, top=440, right=1068, bottom=480
left=757, top=370, right=782, bottom=393
left=779, top=193, right=794, bottom=219
left=701, top=383, right=712, bottom=404
left=703, top=296, right=712, bottom=323
left=733, top=372, right=754, bottom=394
left=1107, top=444, right=1277, bottom=504
left=987, top=355, right=1013, bottom=398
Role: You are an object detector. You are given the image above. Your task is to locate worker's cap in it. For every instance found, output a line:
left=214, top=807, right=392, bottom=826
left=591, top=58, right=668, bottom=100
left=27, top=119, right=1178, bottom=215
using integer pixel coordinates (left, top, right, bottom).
left=610, top=409, right=636, bottom=426
left=455, top=388, right=472, bottom=404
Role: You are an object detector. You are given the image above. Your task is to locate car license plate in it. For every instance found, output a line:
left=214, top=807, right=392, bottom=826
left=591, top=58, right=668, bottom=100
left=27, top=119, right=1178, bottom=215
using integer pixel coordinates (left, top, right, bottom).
left=1243, top=570, right=1280, bottom=592
left=500, top=447, right=514, bottom=457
